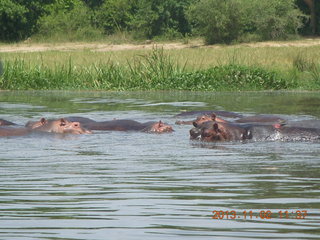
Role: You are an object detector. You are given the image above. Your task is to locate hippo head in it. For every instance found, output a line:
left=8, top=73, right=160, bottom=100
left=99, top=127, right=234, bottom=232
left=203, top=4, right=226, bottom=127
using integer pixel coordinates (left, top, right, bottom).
left=193, top=114, right=216, bottom=128
left=29, top=118, right=92, bottom=134
left=200, top=122, right=227, bottom=141
left=25, top=118, right=48, bottom=129
left=195, top=121, right=233, bottom=142
left=57, top=119, right=92, bottom=134
left=193, top=114, right=227, bottom=128
left=146, top=121, right=174, bottom=133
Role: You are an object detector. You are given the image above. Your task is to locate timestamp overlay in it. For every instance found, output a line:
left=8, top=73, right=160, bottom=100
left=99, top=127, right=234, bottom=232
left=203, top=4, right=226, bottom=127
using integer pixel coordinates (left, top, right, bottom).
left=211, top=210, right=309, bottom=220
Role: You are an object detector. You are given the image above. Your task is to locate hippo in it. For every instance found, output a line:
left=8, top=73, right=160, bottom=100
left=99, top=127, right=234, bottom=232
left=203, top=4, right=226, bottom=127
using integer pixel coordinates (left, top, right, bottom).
left=195, top=121, right=249, bottom=142
left=191, top=119, right=320, bottom=142
left=27, top=118, right=92, bottom=134
left=141, top=121, right=174, bottom=133
left=272, top=124, right=320, bottom=141
left=81, top=119, right=173, bottom=133
left=0, top=119, right=17, bottom=126
left=27, top=118, right=173, bottom=134
left=176, top=113, right=284, bottom=126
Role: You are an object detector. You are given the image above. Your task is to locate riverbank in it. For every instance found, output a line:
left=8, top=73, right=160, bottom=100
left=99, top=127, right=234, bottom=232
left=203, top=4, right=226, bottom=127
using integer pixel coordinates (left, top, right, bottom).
left=1, top=39, right=320, bottom=91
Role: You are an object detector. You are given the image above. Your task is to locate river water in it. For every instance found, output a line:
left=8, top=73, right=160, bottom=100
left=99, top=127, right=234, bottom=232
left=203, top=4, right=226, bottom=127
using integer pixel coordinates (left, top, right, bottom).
left=0, top=91, right=319, bottom=240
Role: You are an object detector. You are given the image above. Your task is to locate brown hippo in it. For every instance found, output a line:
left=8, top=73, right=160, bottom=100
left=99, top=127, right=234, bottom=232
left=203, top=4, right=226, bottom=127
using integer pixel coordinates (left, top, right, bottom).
left=176, top=113, right=283, bottom=126
left=81, top=119, right=173, bottom=133
left=191, top=119, right=320, bottom=142
left=27, top=118, right=173, bottom=134
left=27, top=118, right=92, bottom=134
left=141, top=121, right=174, bottom=133
left=0, top=119, right=17, bottom=126
left=197, top=121, right=249, bottom=142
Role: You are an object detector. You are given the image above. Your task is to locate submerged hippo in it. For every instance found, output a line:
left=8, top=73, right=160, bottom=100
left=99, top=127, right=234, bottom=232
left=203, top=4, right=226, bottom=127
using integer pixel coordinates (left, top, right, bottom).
left=176, top=113, right=284, bottom=126
left=194, top=121, right=249, bottom=142
left=80, top=119, right=173, bottom=133
left=191, top=120, right=320, bottom=142
left=27, top=117, right=173, bottom=134
left=272, top=124, right=320, bottom=141
left=26, top=118, right=92, bottom=134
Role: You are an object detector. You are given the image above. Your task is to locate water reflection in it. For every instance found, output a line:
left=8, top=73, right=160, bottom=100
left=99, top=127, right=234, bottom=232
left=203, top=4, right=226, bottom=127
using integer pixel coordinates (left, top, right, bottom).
left=0, top=91, right=319, bottom=240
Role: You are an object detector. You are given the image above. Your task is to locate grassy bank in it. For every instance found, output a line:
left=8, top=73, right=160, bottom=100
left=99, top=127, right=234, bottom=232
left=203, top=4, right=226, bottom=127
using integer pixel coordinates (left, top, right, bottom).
left=1, top=41, right=320, bottom=91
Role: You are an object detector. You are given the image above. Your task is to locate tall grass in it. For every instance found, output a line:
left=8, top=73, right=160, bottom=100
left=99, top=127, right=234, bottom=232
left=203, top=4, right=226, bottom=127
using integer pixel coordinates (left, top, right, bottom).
left=1, top=46, right=320, bottom=91
left=0, top=48, right=294, bottom=91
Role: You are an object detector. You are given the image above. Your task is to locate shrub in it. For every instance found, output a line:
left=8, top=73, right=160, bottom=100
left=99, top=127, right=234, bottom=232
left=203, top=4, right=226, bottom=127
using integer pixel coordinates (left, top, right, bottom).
left=187, top=0, right=245, bottom=44
left=36, top=0, right=103, bottom=42
left=188, top=0, right=305, bottom=44
left=246, top=0, right=305, bottom=40
left=170, top=65, right=289, bottom=91
left=0, top=0, right=28, bottom=41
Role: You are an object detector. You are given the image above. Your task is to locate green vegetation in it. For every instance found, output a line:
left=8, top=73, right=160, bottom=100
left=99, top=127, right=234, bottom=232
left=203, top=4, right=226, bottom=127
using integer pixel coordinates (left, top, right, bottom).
left=188, top=0, right=305, bottom=44
left=1, top=0, right=320, bottom=91
left=1, top=47, right=320, bottom=91
left=0, top=0, right=319, bottom=43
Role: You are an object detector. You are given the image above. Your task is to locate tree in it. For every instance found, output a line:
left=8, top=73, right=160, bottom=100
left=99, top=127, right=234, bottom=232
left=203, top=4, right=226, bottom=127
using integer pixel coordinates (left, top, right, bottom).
left=0, top=0, right=54, bottom=41
left=94, top=0, right=135, bottom=34
left=130, top=0, right=195, bottom=39
left=187, top=0, right=246, bottom=44
left=0, top=0, right=27, bottom=41
left=303, top=0, right=317, bottom=34
left=36, top=0, right=103, bottom=41
left=188, top=0, right=305, bottom=44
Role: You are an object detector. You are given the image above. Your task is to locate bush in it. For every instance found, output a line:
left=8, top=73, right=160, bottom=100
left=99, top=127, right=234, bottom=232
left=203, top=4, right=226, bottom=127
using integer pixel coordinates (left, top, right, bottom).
left=246, top=0, right=305, bottom=40
left=36, top=0, right=103, bottom=42
left=0, top=0, right=28, bottom=41
left=188, top=0, right=305, bottom=44
left=187, top=0, right=245, bottom=44
left=93, top=0, right=133, bottom=35
left=129, top=0, right=194, bottom=39
left=170, top=65, right=289, bottom=91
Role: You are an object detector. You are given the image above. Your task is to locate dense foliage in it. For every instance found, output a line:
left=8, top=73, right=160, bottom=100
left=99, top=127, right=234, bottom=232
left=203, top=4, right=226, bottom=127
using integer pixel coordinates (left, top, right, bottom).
left=0, top=0, right=318, bottom=43
left=188, top=0, right=305, bottom=44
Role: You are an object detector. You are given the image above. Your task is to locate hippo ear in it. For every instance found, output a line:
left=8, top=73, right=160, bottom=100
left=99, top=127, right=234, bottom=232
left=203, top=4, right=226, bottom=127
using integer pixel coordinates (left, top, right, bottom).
left=158, top=120, right=163, bottom=126
left=211, top=114, right=216, bottom=121
left=40, top=118, right=47, bottom=125
left=213, top=123, right=219, bottom=130
left=59, top=118, right=67, bottom=126
left=273, top=120, right=286, bottom=129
